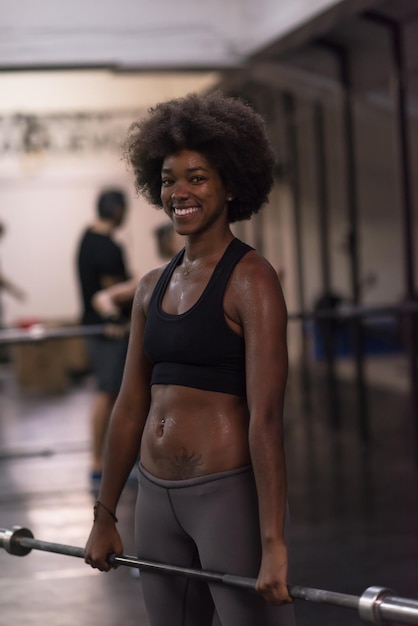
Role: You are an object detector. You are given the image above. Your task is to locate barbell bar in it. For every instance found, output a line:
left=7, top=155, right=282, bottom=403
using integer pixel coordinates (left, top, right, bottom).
left=1, top=301, right=417, bottom=346
left=0, top=323, right=114, bottom=345
left=1, top=526, right=417, bottom=624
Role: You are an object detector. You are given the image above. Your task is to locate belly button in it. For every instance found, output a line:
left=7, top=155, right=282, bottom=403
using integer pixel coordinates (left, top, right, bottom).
left=157, top=418, right=165, bottom=437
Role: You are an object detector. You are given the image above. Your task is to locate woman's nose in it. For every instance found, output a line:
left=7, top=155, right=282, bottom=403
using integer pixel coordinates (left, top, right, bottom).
left=171, top=182, right=189, bottom=200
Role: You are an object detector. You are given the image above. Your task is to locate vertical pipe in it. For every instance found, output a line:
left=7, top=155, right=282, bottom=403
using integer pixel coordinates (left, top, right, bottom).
left=317, top=38, right=369, bottom=440
left=339, top=47, right=369, bottom=441
left=314, top=103, right=332, bottom=293
left=391, top=21, right=418, bottom=454
left=282, top=92, right=312, bottom=413
left=247, top=87, right=266, bottom=255
left=313, top=101, right=340, bottom=428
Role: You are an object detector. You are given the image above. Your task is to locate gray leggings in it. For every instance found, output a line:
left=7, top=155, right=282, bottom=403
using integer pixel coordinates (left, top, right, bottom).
left=135, top=463, right=296, bottom=626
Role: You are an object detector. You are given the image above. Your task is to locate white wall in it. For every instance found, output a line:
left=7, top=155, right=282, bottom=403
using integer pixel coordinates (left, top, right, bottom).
left=0, top=70, right=218, bottom=326
left=0, top=153, right=171, bottom=325
left=0, top=70, right=219, bottom=114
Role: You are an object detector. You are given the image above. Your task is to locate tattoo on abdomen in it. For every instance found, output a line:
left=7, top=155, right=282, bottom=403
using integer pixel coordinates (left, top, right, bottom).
left=169, top=448, right=203, bottom=479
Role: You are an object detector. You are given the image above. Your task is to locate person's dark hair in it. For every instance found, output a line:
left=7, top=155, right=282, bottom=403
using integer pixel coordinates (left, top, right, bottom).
left=154, top=222, right=176, bottom=259
left=124, top=92, right=276, bottom=223
left=97, top=189, right=126, bottom=220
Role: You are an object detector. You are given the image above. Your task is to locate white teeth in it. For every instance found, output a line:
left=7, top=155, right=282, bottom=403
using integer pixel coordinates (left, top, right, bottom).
left=174, top=207, right=199, bottom=216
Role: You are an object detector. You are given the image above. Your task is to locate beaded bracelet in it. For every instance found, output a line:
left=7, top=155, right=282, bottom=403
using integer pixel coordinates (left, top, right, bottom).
left=93, top=500, right=118, bottom=523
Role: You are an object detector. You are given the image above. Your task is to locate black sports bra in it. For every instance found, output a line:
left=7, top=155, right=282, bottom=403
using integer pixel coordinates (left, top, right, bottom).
left=143, top=238, right=253, bottom=396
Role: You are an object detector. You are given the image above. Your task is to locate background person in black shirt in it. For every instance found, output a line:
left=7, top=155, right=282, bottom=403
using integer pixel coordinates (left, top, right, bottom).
left=76, top=189, right=132, bottom=486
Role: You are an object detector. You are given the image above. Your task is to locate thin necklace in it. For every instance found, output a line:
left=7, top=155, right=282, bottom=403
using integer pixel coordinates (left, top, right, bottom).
left=181, top=245, right=230, bottom=277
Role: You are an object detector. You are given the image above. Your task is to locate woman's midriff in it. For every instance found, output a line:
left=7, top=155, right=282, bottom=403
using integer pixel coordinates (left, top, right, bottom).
left=140, top=385, right=251, bottom=480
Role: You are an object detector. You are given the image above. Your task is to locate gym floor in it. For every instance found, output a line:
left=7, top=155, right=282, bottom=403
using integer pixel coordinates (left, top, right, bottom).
left=0, top=356, right=417, bottom=626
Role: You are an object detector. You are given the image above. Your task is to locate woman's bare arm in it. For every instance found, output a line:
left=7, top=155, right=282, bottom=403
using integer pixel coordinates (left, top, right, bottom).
left=84, top=273, right=157, bottom=571
left=232, top=251, right=292, bottom=606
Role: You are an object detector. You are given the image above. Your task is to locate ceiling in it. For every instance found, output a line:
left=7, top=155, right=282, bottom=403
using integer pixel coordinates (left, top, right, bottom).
left=1, top=0, right=416, bottom=112
left=0, top=0, right=378, bottom=72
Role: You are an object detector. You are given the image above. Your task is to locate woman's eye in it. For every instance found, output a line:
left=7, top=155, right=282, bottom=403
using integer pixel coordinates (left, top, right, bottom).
left=191, top=175, right=204, bottom=183
left=161, top=179, right=173, bottom=187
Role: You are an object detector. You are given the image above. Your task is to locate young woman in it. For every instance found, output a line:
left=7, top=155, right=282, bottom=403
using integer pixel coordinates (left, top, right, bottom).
left=85, top=92, right=296, bottom=626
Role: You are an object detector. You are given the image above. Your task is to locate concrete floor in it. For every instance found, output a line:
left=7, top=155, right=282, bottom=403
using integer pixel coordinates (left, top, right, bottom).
left=0, top=356, right=417, bottom=626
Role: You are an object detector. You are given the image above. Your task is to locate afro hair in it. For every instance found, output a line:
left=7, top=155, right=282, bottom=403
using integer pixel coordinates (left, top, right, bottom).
left=124, top=92, right=276, bottom=223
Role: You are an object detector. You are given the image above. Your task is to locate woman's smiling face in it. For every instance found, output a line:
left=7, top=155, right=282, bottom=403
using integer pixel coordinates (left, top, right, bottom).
left=161, top=149, right=229, bottom=235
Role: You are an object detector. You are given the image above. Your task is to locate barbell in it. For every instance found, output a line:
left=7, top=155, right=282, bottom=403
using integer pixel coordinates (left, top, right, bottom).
left=1, top=526, right=417, bottom=624
left=1, top=301, right=417, bottom=346
left=0, top=323, right=120, bottom=345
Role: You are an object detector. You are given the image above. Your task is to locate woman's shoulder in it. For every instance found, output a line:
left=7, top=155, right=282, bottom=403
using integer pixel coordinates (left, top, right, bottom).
left=139, top=262, right=171, bottom=290
left=235, top=247, right=280, bottom=285
left=133, top=263, right=169, bottom=311
left=228, top=248, right=286, bottom=312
